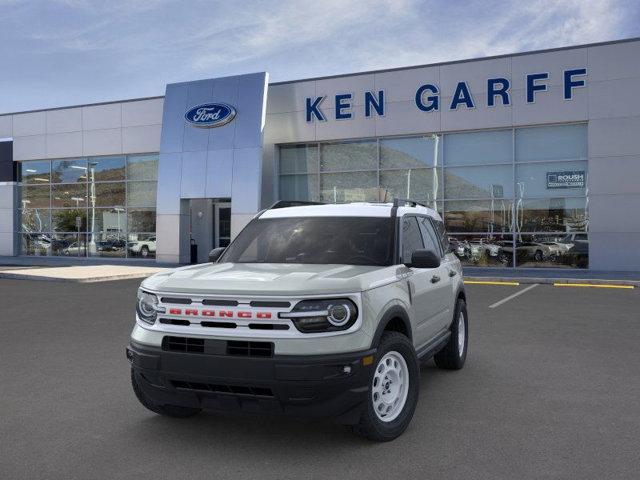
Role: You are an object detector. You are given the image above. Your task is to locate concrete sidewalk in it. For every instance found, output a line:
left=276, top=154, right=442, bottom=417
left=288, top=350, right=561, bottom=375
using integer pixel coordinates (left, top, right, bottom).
left=465, top=267, right=640, bottom=287
left=0, top=265, right=170, bottom=283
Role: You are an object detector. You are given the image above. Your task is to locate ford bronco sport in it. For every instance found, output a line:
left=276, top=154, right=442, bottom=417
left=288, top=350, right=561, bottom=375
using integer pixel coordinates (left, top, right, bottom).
left=127, top=199, right=468, bottom=441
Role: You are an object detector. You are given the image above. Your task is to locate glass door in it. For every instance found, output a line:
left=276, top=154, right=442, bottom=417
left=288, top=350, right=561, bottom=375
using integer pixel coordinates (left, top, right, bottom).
left=214, top=203, right=231, bottom=248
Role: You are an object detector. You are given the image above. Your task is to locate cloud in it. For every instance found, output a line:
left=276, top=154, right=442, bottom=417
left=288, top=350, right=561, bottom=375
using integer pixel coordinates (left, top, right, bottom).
left=0, top=0, right=637, bottom=111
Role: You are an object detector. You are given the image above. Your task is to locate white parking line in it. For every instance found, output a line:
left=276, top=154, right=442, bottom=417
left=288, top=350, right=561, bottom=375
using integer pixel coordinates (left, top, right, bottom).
left=488, top=283, right=539, bottom=309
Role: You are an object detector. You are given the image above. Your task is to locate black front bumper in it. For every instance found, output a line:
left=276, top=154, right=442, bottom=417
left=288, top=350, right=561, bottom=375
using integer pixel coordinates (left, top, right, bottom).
left=127, top=340, right=376, bottom=424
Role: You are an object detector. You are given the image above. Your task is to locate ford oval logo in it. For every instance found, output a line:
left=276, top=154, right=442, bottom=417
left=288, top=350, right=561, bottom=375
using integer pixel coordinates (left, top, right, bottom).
left=184, top=103, right=237, bottom=128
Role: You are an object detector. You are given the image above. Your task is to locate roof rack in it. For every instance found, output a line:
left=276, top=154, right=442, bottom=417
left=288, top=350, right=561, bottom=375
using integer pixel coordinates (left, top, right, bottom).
left=392, top=198, right=429, bottom=209
left=268, top=200, right=325, bottom=210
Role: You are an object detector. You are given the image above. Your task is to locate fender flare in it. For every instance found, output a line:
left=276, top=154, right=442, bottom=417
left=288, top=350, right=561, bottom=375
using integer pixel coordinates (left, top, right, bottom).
left=370, top=305, right=413, bottom=348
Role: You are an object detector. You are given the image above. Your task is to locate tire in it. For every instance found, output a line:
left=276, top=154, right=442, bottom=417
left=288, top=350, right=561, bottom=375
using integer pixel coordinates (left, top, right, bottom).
left=348, top=331, right=419, bottom=442
left=140, top=246, right=149, bottom=258
left=130, top=369, right=201, bottom=418
left=534, top=250, right=543, bottom=262
left=434, top=298, right=468, bottom=370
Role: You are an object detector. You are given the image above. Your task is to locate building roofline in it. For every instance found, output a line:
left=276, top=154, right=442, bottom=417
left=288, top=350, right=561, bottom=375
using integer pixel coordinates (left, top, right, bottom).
left=2, top=36, right=638, bottom=116
left=270, top=36, right=640, bottom=86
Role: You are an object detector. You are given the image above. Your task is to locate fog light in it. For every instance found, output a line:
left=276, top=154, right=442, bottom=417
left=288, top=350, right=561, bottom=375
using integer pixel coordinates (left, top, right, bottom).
left=362, top=355, right=374, bottom=366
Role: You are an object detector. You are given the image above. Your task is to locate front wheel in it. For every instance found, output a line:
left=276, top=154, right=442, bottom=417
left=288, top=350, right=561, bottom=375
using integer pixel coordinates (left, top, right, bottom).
left=434, top=298, right=468, bottom=370
left=348, top=331, right=419, bottom=442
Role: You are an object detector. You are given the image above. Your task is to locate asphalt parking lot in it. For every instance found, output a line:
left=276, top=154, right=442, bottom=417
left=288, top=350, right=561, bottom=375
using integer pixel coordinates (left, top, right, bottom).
left=1, top=278, right=639, bottom=480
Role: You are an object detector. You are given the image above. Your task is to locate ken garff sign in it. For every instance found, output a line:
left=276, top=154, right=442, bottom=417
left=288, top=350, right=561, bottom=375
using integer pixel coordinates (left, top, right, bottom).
left=547, top=170, right=586, bottom=189
left=305, top=68, right=587, bottom=122
left=185, top=103, right=237, bottom=128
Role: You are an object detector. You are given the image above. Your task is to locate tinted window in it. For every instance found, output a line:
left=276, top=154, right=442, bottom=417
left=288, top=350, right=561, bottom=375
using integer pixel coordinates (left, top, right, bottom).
left=401, top=216, right=424, bottom=264
left=220, top=217, right=393, bottom=266
left=418, top=217, right=442, bottom=257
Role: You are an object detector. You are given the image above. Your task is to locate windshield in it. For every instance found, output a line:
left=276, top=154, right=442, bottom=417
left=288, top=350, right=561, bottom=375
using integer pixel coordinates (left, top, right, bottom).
left=219, top=216, right=394, bottom=266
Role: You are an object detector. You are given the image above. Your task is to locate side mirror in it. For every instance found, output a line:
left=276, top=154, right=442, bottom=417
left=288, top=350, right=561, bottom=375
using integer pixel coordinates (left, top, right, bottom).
left=406, top=249, right=440, bottom=269
left=208, top=247, right=226, bottom=263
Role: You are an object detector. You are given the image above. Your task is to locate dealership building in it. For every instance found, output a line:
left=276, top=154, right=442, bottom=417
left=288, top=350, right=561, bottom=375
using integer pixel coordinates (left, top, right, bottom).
left=0, top=38, right=639, bottom=271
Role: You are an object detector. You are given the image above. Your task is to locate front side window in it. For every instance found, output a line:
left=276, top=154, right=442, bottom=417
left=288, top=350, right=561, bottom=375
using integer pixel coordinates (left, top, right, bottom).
left=220, top=217, right=393, bottom=266
left=401, top=216, right=424, bottom=264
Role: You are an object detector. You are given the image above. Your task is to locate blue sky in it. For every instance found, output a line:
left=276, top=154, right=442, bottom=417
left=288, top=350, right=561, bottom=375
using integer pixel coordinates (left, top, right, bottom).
left=1, top=0, right=639, bottom=113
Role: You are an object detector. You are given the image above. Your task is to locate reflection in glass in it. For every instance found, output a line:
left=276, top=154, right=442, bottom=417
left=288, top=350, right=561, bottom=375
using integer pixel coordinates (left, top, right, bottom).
left=321, top=141, right=377, bottom=172
left=514, top=234, right=588, bottom=269
left=380, top=169, right=439, bottom=204
left=447, top=234, right=513, bottom=267
left=88, top=233, right=126, bottom=258
left=279, top=174, right=319, bottom=202
left=92, top=156, right=125, bottom=181
left=51, top=158, right=87, bottom=183
left=52, top=183, right=87, bottom=208
left=279, top=145, right=318, bottom=174
left=516, top=124, right=587, bottom=162
left=127, top=181, right=157, bottom=207
left=20, top=209, right=50, bottom=233
left=127, top=154, right=159, bottom=181
left=21, top=185, right=50, bottom=209
left=52, top=209, right=87, bottom=232
left=21, top=233, right=52, bottom=256
left=20, top=160, right=50, bottom=184
left=50, top=233, right=87, bottom=257
left=515, top=161, right=587, bottom=198
left=128, top=209, right=156, bottom=232
left=444, top=200, right=513, bottom=233
left=128, top=233, right=156, bottom=258
left=444, top=130, right=512, bottom=166
left=95, top=182, right=125, bottom=207
left=444, top=165, right=513, bottom=199
left=515, top=197, right=588, bottom=233
left=380, top=136, right=440, bottom=169
left=320, top=171, right=378, bottom=203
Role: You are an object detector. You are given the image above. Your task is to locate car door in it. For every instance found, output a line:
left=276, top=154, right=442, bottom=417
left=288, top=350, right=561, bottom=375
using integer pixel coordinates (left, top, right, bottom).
left=399, top=215, right=443, bottom=348
left=418, top=216, right=454, bottom=334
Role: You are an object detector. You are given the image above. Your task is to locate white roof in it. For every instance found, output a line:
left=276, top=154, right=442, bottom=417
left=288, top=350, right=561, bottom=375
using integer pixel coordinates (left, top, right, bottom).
left=259, top=202, right=442, bottom=221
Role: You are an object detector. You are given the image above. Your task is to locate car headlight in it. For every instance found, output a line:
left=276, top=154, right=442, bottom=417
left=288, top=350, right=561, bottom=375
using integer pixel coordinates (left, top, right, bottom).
left=136, top=290, right=164, bottom=324
left=279, top=298, right=358, bottom=333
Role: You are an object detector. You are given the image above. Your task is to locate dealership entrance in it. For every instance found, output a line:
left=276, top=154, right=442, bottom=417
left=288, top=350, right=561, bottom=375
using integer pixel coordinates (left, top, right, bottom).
left=189, top=199, right=231, bottom=263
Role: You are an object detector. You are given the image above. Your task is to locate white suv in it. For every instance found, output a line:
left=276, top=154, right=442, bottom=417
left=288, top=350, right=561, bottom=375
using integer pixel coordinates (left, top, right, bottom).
left=127, top=199, right=468, bottom=441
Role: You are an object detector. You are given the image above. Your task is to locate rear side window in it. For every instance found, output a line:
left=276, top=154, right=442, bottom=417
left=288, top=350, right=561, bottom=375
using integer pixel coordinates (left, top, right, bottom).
left=418, top=217, right=443, bottom=257
left=401, top=216, right=424, bottom=264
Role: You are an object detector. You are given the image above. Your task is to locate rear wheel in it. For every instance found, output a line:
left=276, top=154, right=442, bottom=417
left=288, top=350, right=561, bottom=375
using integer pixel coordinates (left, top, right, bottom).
left=131, top=369, right=201, bottom=418
left=140, top=246, right=149, bottom=258
left=434, top=298, right=468, bottom=370
left=348, top=331, right=419, bottom=442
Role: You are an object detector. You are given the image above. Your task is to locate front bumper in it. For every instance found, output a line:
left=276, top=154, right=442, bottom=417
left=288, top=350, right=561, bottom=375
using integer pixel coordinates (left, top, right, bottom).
left=127, top=340, right=376, bottom=424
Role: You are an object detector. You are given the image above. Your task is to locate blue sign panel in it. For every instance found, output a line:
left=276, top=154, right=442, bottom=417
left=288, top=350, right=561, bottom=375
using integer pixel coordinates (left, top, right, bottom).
left=185, top=103, right=236, bottom=128
left=546, top=171, right=586, bottom=189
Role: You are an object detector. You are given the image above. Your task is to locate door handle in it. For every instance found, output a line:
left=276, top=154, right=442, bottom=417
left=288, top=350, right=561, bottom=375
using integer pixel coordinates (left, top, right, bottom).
left=448, top=270, right=457, bottom=277
left=431, top=275, right=441, bottom=283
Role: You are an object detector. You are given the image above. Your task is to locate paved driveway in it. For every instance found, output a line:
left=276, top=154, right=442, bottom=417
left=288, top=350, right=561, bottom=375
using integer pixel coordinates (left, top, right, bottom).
left=1, top=279, right=639, bottom=479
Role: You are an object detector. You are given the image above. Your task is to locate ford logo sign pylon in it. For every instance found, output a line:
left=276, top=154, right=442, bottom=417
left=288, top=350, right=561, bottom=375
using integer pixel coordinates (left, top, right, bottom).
left=184, top=103, right=237, bottom=128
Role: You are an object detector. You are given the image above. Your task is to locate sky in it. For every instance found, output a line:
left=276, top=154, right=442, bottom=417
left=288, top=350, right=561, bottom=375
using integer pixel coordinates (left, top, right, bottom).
left=1, top=0, right=639, bottom=113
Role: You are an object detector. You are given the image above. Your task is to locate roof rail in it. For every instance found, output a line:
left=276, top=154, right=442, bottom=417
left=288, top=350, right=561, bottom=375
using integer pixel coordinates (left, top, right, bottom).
left=392, top=198, right=429, bottom=209
left=268, top=200, right=325, bottom=210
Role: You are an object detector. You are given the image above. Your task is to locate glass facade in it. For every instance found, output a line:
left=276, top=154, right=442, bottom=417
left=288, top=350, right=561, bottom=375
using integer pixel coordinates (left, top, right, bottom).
left=18, top=154, right=158, bottom=258
left=278, top=124, right=588, bottom=269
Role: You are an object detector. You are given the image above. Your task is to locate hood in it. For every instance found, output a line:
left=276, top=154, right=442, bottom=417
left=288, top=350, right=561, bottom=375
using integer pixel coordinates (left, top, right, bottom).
left=142, top=262, right=399, bottom=296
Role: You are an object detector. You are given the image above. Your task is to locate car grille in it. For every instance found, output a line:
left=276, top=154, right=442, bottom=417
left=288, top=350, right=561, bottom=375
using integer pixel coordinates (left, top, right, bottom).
left=162, top=336, right=274, bottom=358
left=171, top=380, right=274, bottom=397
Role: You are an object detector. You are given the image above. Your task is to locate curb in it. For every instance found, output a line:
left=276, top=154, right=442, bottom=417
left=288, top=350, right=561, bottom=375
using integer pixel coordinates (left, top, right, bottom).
left=0, top=272, right=158, bottom=283
left=465, top=276, right=640, bottom=287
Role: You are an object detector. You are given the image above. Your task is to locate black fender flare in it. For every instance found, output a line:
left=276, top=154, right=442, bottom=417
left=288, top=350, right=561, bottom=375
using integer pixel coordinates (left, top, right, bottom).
left=370, top=305, right=413, bottom=348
